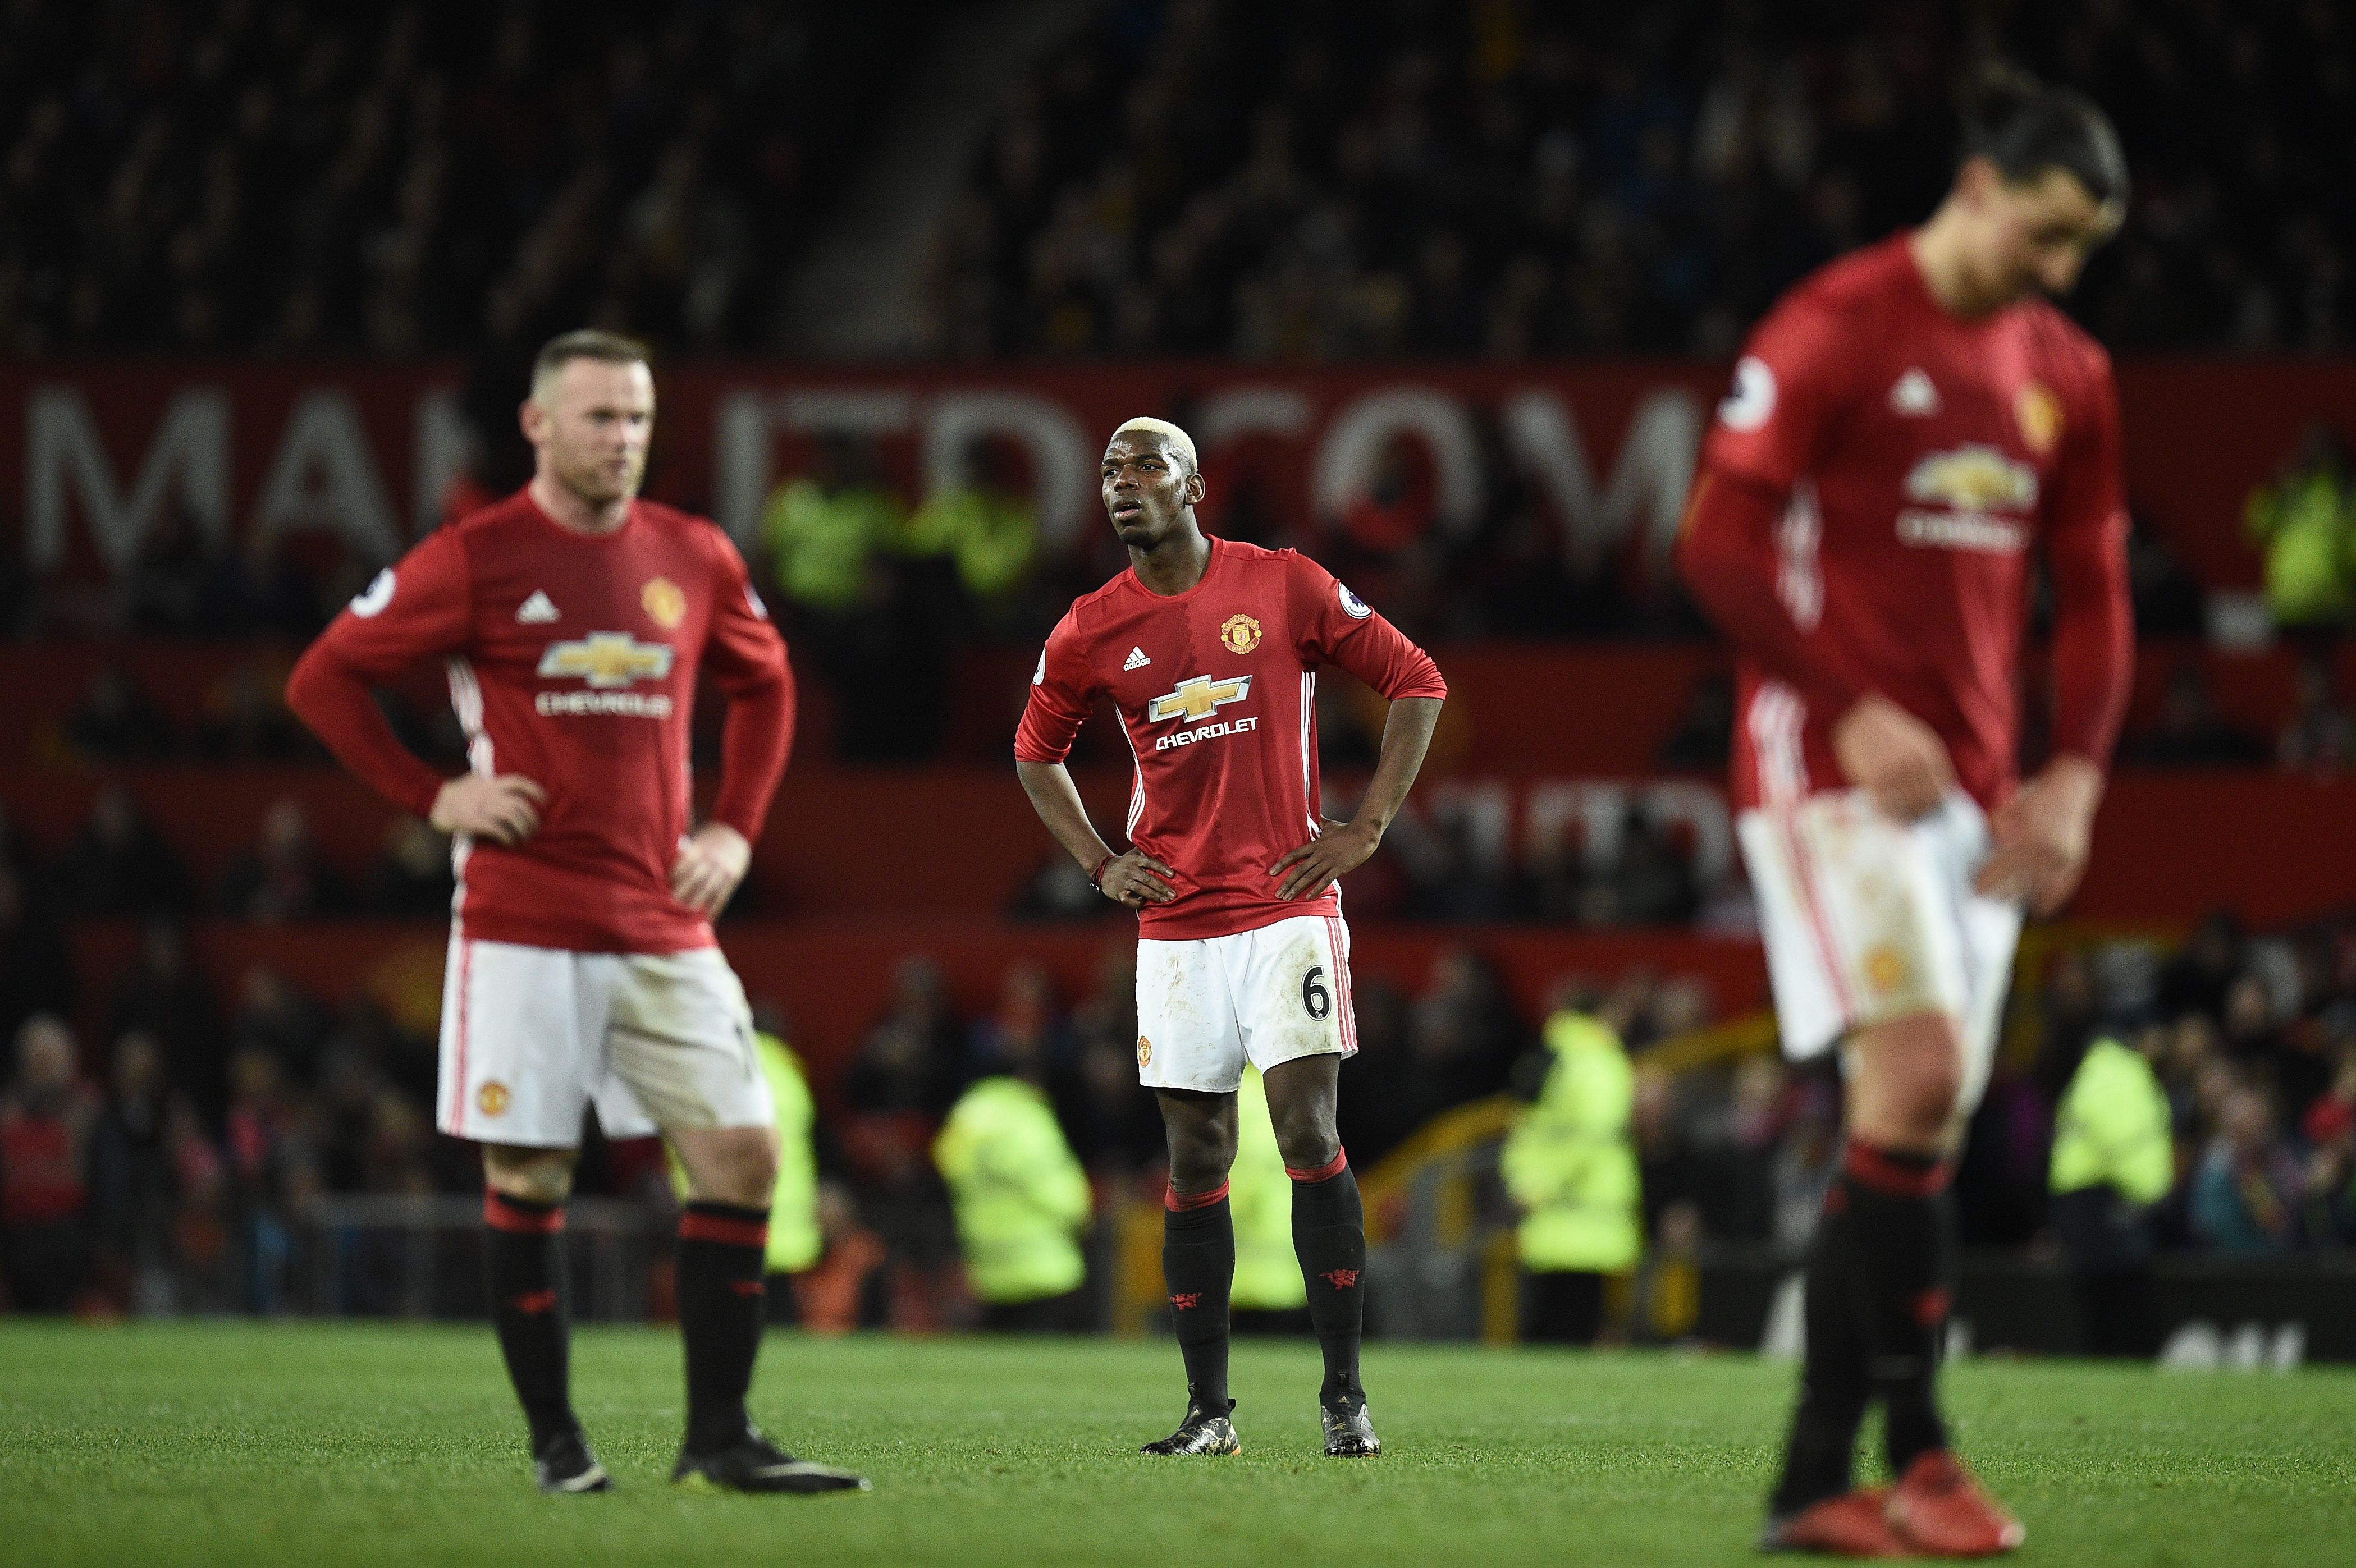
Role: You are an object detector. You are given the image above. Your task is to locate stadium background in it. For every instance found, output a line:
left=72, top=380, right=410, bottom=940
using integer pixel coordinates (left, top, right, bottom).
left=3, top=0, right=2354, bottom=1362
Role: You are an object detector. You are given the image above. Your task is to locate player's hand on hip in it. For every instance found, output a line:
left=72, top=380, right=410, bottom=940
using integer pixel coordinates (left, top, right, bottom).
left=1976, top=754, right=2103, bottom=915
left=1833, top=694, right=1955, bottom=821
left=1100, top=851, right=1178, bottom=907
left=429, top=773, right=547, bottom=845
left=1270, top=819, right=1380, bottom=901
left=672, top=822, right=752, bottom=915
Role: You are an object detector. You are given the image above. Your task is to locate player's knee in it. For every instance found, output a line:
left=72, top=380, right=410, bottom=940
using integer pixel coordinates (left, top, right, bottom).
left=1270, top=1106, right=1339, bottom=1174
left=1852, top=1014, right=1966, bottom=1146
left=483, top=1145, right=576, bottom=1204
left=1165, top=1123, right=1236, bottom=1189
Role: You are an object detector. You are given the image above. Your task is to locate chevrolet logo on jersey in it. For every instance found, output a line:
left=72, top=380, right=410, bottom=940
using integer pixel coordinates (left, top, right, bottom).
left=1904, top=444, right=2038, bottom=513
left=1148, top=674, right=1251, bottom=723
left=537, top=632, right=674, bottom=689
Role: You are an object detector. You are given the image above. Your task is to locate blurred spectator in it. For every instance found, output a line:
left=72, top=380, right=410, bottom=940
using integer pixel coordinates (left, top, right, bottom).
left=86, top=1030, right=185, bottom=1312
left=2276, top=657, right=2354, bottom=774
left=217, top=799, right=348, bottom=921
left=1059, top=948, right=1162, bottom=1173
left=106, top=921, right=227, bottom=1121
left=2159, top=913, right=2243, bottom=1023
left=2048, top=1025, right=2174, bottom=1356
left=932, top=1019, right=1092, bottom=1332
left=194, top=665, right=308, bottom=762
left=1654, top=671, right=1735, bottom=771
left=966, top=962, right=1068, bottom=1081
left=2243, top=425, right=2355, bottom=633
left=1502, top=993, right=1640, bottom=1346
left=62, top=668, right=176, bottom=762
left=0, top=866, right=74, bottom=1048
left=228, top=965, right=332, bottom=1082
left=58, top=784, right=193, bottom=916
left=840, top=959, right=965, bottom=1329
left=1, top=1016, right=99, bottom=1312
left=1403, top=948, right=1518, bottom=1108
left=2118, top=664, right=2268, bottom=766
left=902, top=437, right=1040, bottom=615
left=363, top=818, right=456, bottom=917
left=2190, top=1085, right=2305, bottom=1253
left=761, top=434, right=904, bottom=618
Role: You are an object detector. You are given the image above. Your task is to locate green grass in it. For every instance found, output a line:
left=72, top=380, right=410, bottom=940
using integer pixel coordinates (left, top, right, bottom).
left=0, top=1323, right=2349, bottom=1566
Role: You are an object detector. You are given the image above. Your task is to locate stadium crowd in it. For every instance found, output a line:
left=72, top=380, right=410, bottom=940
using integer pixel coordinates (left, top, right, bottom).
left=922, top=0, right=2356, bottom=360
left=6, top=3, right=2352, bottom=361
left=8, top=840, right=2355, bottom=1320
left=0, top=1, right=918, bottom=357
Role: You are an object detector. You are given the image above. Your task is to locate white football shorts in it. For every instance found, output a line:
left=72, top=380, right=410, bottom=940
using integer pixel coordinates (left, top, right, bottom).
left=1135, top=913, right=1357, bottom=1094
left=1738, top=790, right=2023, bottom=1115
left=437, top=936, right=772, bottom=1147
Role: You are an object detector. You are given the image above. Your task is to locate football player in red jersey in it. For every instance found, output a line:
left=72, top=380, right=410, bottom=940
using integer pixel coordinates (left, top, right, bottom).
left=1016, top=418, right=1446, bottom=1457
left=286, top=332, right=866, bottom=1497
left=1677, top=74, right=2134, bottom=1557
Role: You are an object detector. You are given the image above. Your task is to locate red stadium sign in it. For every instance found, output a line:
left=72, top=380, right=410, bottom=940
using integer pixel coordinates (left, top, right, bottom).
left=3, top=359, right=2345, bottom=589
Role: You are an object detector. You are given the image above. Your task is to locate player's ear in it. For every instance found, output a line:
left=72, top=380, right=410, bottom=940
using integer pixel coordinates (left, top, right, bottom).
left=519, top=396, right=545, bottom=444
left=1183, top=467, right=1206, bottom=506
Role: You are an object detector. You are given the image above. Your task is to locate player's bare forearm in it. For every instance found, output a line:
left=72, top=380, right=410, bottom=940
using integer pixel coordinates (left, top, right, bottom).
left=1016, top=758, right=1175, bottom=907
left=1016, top=759, right=1114, bottom=871
left=1271, top=694, right=1442, bottom=900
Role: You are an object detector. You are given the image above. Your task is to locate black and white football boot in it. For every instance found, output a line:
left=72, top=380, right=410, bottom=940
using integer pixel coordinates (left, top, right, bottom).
left=1140, top=1396, right=1241, bottom=1456
left=1320, top=1392, right=1380, bottom=1457
left=671, top=1425, right=871, bottom=1494
left=533, top=1427, right=613, bottom=1494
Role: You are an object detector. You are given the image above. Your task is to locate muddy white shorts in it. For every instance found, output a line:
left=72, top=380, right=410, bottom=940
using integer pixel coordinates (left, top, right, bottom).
left=1134, top=913, right=1356, bottom=1094
left=1737, top=790, right=2023, bottom=1114
left=437, top=936, right=772, bottom=1147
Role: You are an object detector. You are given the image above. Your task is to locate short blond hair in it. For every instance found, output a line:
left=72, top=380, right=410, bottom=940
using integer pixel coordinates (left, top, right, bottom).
left=530, top=329, right=651, bottom=404
left=1109, top=416, right=1198, bottom=476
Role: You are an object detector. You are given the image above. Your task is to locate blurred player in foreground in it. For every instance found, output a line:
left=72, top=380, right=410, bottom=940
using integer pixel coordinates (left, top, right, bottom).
left=287, top=331, right=866, bottom=1497
left=1015, top=418, right=1445, bottom=1457
left=1678, top=72, right=2133, bottom=1557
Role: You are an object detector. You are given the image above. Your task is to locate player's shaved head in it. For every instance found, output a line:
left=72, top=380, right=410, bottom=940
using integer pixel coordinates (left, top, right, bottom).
left=1109, top=417, right=1198, bottom=476
left=530, top=329, right=652, bottom=407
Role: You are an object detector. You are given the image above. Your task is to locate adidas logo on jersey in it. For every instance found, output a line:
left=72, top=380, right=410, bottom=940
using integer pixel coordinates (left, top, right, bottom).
left=1888, top=368, right=1941, bottom=416
left=516, top=590, right=561, bottom=624
left=1123, top=646, right=1151, bottom=671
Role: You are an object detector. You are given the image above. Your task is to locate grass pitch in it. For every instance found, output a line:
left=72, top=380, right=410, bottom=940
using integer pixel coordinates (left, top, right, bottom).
left=0, top=1322, right=2349, bottom=1566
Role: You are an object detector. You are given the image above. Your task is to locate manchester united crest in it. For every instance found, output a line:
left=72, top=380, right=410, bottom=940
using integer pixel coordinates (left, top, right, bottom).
left=642, top=576, right=687, bottom=630
left=1218, top=613, right=1261, bottom=655
left=2014, top=383, right=2063, bottom=457
left=477, top=1081, right=511, bottom=1116
left=1136, top=1035, right=1153, bottom=1068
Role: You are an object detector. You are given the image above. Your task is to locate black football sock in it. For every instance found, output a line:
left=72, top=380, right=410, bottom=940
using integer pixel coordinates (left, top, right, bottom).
left=677, top=1201, right=771, bottom=1454
left=1288, top=1149, right=1367, bottom=1404
left=1769, top=1175, right=1871, bottom=1516
left=1842, top=1142, right=1955, bottom=1475
left=483, top=1191, right=577, bottom=1450
left=1162, top=1183, right=1235, bottom=1412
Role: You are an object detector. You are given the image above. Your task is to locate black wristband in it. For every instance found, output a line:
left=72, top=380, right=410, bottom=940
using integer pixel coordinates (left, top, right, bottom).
left=1090, top=852, right=1114, bottom=891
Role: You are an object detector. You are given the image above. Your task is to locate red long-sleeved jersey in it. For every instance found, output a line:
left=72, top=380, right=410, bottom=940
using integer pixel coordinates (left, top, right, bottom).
left=286, top=488, right=792, bottom=954
left=1016, top=538, right=1446, bottom=940
left=1677, top=231, right=2135, bottom=811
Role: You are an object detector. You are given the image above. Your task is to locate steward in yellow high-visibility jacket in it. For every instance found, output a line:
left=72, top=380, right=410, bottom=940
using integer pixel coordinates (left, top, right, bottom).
left=2048, top=1031, right=2175, bottom=1358
left=1230, top=1067, right=1310, bottom=1319
left=1501, top=1009, right=1640, bottom=1344
left=934, top=1075, right=1092, bottom=1327
left=2051, top=1036, right=2174, bottom=1208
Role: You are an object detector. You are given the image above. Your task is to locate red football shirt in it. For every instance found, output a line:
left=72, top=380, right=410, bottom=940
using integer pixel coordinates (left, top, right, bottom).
left=286, top=489, right=793, bottom=955
left=1015, top=538, right=1446, bottom=940
left=1683, top=231, right=2134, bottom=811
